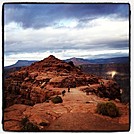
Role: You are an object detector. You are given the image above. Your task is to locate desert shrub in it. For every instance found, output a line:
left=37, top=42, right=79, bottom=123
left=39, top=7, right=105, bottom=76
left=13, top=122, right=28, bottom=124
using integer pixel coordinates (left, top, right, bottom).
left=21, top=117, right=40, bottom=132
left=105, top=101, right=120, bottom=117
left=96, top=101, right=120, bottom=117
left=96, top=102, right=107, bottom=115
left=21, top=117, right=29, bottom=125
left=51, top=95, right=63, bottom=104
left=22, top=122, right=40, bottom=131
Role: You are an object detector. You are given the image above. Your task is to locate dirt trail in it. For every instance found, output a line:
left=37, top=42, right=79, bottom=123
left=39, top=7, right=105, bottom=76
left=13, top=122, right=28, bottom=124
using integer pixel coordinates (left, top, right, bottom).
left=62, top=87, right=96, bottom=102
left=46, top=87, right=129, bottom=131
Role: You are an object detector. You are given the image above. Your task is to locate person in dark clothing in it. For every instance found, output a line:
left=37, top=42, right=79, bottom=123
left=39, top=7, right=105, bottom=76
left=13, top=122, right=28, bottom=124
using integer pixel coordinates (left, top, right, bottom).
left=68, top=86, right=70, bottom=92
left=62, top=90, right=66, bottom=96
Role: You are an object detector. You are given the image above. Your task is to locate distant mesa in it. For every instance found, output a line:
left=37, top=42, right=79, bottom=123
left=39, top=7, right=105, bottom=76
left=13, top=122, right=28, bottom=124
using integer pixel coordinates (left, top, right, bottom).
left=65, top=57, right=129, bottom=66
left=65, top=57, right=91, bottom=66
left=5, top=60, right=37, bottom=69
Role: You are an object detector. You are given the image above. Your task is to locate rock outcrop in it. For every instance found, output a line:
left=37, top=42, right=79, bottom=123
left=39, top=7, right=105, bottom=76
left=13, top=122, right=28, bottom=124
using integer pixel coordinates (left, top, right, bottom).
left=80, top=79, right=121, bottom=100
left=4, top=55, right=100, bottom=108
left=97, top=80, right=121, bottom=100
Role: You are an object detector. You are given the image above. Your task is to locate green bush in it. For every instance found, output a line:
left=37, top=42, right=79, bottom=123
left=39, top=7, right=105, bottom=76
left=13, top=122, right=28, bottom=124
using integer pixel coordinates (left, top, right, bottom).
left=22, top=122, right=40, bottom=131
left=51, top=96, right=63, bottom=104
left=21, top=117, right=40, bottom=132
left=96, top=102, right=107, bottom=115
left=96, top=101, right=120, bottom=117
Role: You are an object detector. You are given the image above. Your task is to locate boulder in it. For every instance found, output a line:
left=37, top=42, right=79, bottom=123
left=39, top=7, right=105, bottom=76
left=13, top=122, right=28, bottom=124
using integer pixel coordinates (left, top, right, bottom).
left=3, top=104, right=30, bottom=131
left=30, top=87, right=46, bottom=103
left=49, top=76, right=67, bottom=87
left=4, top=121, right=22, bottom=131
left=29, top=114, right=50, bottom=126
left=29, top=72, right=38, bottom=80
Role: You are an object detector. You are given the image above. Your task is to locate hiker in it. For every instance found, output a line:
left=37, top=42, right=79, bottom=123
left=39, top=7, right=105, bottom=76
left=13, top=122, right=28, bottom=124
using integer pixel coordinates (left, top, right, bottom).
left=62, top=90, right=66, bottom=96
left=68, top=86, right=70, bottom=92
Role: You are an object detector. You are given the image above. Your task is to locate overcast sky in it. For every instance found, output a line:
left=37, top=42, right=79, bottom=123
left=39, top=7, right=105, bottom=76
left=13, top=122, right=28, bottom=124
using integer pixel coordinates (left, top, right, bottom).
left=4, top=3, right=129, bottom=66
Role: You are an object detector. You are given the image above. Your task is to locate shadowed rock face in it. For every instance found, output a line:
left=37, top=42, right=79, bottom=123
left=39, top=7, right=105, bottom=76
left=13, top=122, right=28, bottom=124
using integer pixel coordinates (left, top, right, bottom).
left=4, top=55, right=121, bottom=108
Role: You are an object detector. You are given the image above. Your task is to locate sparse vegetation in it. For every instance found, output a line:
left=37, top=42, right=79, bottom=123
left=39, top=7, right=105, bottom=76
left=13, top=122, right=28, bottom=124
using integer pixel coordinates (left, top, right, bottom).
left=21, top=117, right=40, bottom=131
left=96, top=101, right=120, bottom=117
left=51, top=95, right=63, bottom=104
left=21, top=117, right=29, bottom=126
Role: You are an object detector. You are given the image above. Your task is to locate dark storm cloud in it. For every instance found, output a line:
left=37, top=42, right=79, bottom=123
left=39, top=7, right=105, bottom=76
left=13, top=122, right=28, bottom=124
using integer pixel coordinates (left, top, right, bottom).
left=107, top=40, right=129, bottom=50
left=89, top=40, right=129, bottom=50
left=4, top=3, right=129, bottom=28
left=5, top=38, right=128, bottom=55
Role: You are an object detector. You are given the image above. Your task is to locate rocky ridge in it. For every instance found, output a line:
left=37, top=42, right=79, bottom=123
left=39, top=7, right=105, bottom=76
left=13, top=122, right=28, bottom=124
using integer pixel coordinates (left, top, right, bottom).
left=4, top=55, right=100, bottom=107
left=4, top=55, right=122, bottom=107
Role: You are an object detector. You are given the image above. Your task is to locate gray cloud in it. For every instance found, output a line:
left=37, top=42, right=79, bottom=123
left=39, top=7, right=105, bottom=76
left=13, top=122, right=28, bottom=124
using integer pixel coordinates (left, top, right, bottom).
left=91, top=52, right=129, bottom=59
left=87, top=40, right=129, bottom=51
left=4, top=4, right=129, bottom=29
left=106, top=40, right=129, bottom=50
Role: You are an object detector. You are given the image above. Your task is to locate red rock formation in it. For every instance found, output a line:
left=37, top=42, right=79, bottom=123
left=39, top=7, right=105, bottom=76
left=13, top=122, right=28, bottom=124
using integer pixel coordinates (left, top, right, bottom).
left=4, top=55, right=121, bottom=108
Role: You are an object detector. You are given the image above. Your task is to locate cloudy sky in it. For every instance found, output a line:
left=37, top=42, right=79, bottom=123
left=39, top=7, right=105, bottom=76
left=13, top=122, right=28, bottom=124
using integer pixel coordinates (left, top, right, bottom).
left=4, top=3, right=129, bottom=66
